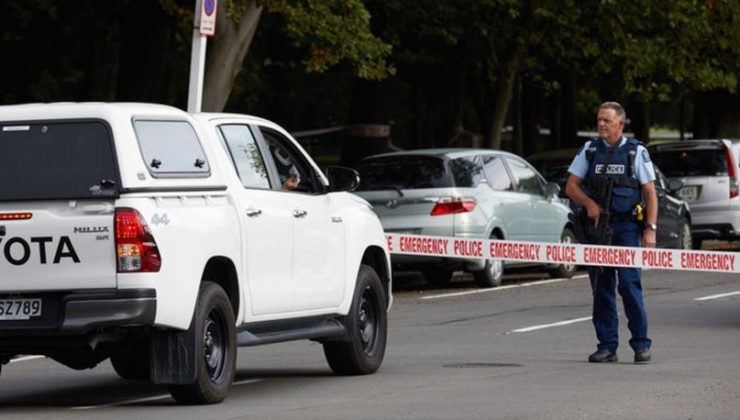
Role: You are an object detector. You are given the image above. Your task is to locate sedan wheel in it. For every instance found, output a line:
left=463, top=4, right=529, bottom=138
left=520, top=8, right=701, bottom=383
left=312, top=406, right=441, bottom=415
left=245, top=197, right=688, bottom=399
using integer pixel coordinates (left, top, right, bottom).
left=473, top=234, right=504, bottom=288
left=548, top=227, right=577, bottom=279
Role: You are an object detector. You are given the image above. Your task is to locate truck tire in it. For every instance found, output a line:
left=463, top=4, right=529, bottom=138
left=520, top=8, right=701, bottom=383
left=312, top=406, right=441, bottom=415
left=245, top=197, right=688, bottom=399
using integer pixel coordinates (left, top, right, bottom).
left=323, top=264, right=387, bottom=375
left=168, top=282, right=236, bottom=404
left=548, top=227, right=578, bottom=279
left=111, top=351, right=150, bottom=380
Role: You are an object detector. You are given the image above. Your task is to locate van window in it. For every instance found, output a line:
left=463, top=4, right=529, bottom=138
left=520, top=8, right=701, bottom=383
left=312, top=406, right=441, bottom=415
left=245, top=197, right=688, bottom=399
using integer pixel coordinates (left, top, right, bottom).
left=506, top=157, right=545, bottom=195
left=449, top=157, right=485, bottom=187
left=482, top=156, right=513, bottom=191
left=651, top=149, right=728, bottom=177
left=0, top=121, right=119, bottom=201
left=134, top=120, right=210, bottom=177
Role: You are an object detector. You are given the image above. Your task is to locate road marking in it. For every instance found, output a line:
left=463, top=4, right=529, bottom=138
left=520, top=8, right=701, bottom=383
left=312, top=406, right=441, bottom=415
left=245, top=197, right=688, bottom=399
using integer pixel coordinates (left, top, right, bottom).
left=9, top=355, right=44, bottom=364
left=511, top=316, right=593, bottom=333
left=70, top=378, right=262, bottom=410
left=694, top=290, right=740, bottom=301
left=72, top=394, right=172, bottom=409
left=421, top=274, right=588, bottom=300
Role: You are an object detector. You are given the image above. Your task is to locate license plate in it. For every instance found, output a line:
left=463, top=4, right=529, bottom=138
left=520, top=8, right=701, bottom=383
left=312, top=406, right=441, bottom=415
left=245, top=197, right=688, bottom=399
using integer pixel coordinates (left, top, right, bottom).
left=678, top=185, right=699, bottom=201
left=0, top=299, right=42, bottom=320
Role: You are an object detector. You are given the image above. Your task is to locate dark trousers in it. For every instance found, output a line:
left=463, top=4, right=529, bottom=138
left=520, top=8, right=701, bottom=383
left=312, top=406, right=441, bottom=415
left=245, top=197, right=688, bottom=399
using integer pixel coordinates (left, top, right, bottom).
left=588, top=221, right=651, bottom=352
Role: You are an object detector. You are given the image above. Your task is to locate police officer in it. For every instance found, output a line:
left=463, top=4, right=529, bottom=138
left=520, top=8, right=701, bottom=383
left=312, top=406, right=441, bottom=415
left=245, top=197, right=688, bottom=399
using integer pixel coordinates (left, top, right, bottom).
left=565, top=101, right=658, bottom=364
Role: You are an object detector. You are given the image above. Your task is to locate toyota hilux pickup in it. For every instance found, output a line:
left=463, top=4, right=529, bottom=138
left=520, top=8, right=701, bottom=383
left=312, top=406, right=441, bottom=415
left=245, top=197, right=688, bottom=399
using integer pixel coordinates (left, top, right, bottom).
left=0, top=103, right=391, bottom=404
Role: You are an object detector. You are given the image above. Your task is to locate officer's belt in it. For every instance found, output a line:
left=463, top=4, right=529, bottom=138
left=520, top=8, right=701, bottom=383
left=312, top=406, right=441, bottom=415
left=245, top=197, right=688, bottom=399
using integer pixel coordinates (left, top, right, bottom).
left=609, top=212, right=635, bottom=223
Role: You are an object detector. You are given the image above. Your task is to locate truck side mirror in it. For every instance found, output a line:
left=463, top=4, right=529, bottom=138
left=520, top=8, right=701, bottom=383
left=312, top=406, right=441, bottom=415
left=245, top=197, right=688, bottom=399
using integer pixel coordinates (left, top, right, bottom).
left=326, top=166, right=360, bottom=192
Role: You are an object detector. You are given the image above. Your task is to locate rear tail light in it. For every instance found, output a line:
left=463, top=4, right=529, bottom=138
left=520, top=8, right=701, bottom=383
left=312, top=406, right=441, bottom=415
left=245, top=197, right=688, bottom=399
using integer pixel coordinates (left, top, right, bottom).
left=430, top=197, right=477, bottom=216
left=115, top=208, right=161, bottom=272
left=0, top=213, right=32, bottom=221
left=724, top=146, right=738, bottom=198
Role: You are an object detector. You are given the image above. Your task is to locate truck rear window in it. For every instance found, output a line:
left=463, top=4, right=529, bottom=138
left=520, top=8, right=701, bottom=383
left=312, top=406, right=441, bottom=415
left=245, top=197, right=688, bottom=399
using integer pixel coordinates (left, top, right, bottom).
left=0, top=121, right=119, bottom=201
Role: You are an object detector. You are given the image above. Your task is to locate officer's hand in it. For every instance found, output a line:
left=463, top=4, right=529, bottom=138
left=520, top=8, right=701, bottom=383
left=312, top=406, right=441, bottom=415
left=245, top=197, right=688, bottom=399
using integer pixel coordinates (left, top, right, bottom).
left=642, top=229, right=656, bottom=248
left=586, top=202, right=601, bottom=227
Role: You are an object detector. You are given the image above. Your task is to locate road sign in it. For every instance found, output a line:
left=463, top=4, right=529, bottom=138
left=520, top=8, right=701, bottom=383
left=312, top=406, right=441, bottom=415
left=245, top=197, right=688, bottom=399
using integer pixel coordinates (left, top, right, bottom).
left=200, top=0, right=217, bottom=37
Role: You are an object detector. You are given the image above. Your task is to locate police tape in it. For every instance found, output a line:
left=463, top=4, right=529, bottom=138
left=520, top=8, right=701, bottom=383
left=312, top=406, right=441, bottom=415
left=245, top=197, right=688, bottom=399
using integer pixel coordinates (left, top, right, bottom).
left=385, top=233, right=739, bottom=274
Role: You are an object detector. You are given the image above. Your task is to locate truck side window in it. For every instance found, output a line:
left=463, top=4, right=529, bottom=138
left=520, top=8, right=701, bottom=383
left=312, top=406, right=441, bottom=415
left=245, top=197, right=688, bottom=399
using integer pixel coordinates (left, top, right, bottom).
left=217, top=125, right=271, bottom=189
left=133, top=120, right=210, bottom=178
left=259, top=128, right=320, bottom=193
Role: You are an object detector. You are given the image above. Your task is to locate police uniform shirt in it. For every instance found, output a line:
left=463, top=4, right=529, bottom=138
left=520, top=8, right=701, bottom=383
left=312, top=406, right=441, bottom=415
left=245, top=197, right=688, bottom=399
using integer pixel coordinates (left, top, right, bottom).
left=567, top=137, right=656, bottom=185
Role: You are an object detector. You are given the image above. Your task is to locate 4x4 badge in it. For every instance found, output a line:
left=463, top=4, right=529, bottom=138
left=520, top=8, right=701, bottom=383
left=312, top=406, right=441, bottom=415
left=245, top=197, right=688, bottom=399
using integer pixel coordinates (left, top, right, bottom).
left=151, top=213, right=170, bottom=225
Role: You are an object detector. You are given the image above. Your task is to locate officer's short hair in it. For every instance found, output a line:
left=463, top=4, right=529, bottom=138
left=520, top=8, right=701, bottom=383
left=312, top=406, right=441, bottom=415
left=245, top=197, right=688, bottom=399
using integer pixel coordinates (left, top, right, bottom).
left=599, top=101, right=626, bottom=122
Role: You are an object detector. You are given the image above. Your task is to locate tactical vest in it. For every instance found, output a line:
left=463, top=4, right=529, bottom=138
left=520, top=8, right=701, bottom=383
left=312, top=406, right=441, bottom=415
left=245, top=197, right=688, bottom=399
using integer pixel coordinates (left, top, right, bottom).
left=583, top=138, right=643, bottom=215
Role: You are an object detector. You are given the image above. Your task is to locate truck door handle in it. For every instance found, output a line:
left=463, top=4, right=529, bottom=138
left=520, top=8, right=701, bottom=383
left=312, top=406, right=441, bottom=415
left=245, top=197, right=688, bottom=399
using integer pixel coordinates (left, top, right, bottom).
left=293, top=209, right=308, bottom=218
left=246, top=208, right=262, bottom=217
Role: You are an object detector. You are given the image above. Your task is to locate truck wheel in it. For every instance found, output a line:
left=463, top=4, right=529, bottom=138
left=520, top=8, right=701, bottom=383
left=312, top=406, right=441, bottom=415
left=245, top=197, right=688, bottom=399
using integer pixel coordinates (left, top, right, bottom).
left=548, top=227, right=577, bottom=279
left=324, top=264, right=387, bottom=375
left=168, top=282, right=236, bottom=404
left=111, top=351, right=150, bottom=380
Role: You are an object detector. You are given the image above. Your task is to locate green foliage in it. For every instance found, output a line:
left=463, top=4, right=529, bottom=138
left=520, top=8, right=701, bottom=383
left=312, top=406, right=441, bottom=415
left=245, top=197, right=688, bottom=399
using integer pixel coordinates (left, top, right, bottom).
left=233, top=0, right=394, bottom=80
left=595, top=0, right=740, bottom=101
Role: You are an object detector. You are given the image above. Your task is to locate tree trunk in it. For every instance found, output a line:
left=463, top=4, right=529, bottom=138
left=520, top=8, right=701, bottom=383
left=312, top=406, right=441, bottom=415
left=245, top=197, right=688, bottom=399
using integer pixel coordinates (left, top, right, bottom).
left=520, top=78, right=540, bottom=157
left=560, top=67, right=577, bottom=149
left=629, top=99, right=650, bottom=143
left=486, top=39, right=525, bottom=150
left=202, top=0, right=263, bottom=112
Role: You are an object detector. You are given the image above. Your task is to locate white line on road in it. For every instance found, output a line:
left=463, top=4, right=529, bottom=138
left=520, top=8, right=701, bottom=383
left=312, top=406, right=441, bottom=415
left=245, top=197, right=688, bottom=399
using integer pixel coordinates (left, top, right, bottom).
left=70, top=378, right=263, bottom=410
left=421, top=274, right=588, bottom=300
left=694, top=290, right=740, bottom=301
left=9, top=355, right=45, bottom=364
left=511, top=316, right=593, bottom=333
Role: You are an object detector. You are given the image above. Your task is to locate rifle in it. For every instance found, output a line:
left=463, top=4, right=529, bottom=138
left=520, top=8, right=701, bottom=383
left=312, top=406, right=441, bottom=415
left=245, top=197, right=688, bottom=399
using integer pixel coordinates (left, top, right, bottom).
left=571, top=176, right=614, bottom=246
left=593, top=176, right=614, bottom=246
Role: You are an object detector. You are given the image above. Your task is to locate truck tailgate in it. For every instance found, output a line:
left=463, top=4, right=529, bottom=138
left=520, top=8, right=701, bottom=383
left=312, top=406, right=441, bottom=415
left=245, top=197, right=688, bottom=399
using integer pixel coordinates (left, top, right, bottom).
left=0, top=201, right=116, bottom=291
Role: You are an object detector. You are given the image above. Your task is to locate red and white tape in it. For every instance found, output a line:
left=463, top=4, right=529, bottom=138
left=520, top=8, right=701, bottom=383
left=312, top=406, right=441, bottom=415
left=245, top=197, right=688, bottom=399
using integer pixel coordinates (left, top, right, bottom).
left=385, top=233, right=739, bottom=274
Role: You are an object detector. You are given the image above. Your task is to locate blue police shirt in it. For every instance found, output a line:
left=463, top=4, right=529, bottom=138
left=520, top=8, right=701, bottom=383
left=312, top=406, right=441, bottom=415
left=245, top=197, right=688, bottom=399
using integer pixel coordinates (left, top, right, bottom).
left=567, top=137, right=655, bottom=185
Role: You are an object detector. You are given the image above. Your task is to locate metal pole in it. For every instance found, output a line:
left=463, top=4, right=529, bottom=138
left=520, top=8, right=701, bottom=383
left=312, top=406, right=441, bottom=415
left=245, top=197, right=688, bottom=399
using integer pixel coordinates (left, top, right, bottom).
left=187, top=0, right=206, bottom=113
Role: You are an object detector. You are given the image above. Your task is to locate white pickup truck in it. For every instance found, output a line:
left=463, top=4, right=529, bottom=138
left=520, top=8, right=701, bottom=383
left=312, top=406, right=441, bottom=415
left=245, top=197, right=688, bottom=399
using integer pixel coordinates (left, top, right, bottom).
left=0, top=103, right=391, bottom=404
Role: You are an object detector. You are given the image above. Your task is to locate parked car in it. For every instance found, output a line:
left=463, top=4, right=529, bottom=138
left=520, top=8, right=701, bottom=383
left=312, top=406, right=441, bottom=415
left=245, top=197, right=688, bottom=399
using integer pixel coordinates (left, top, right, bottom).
left=647, top=139, right=740, bottom=249
left=354, top=148, right=576, bottom=288
left=527, top=147, right=693, bottom=249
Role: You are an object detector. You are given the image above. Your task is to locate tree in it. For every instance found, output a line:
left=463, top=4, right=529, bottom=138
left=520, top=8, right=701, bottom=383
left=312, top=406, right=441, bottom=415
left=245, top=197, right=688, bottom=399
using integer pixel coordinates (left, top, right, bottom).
left=591, top=0, right=740, bottom=140
left=202, top=0, right=394, bottom=112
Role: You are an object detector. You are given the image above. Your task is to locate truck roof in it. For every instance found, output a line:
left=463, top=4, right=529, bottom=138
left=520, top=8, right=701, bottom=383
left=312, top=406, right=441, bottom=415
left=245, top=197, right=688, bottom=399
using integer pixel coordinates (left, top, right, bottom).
left=0, top=102, right=191, bottom=122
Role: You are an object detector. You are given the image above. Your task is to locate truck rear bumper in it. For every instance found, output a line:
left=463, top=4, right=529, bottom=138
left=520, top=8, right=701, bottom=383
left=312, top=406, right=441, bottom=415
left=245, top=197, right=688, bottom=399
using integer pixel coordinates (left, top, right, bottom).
left=0, top=288, right=156, bottom=336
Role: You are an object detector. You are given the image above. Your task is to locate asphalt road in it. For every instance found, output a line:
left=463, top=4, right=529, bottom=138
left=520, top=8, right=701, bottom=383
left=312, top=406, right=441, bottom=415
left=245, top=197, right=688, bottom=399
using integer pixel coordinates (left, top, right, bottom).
left=1, top=264, right=740, bottom=419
